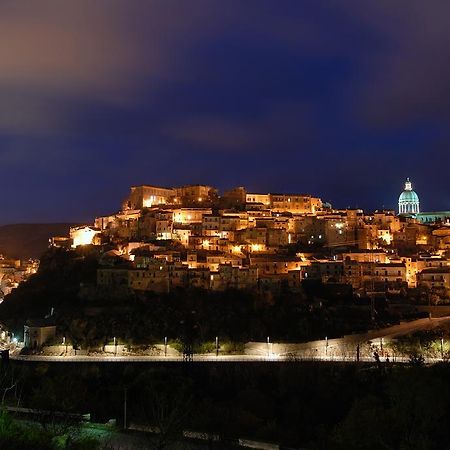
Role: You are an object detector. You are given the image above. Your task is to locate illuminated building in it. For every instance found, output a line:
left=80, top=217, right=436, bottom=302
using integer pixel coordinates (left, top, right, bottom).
left=124, top=185, right=175, bottom=210
left=418, top=267, right=450, bottom=293
left=246, top=193, right=322, bottom=214
left=174, top=185, right=218, bottom=204
left=122, top=184, right=218, bottom=210
left=24, top=319, right=56, bottom=349
left=70, top=226, right=101, bottom=247
left=398, top=178, right=420, bottom=215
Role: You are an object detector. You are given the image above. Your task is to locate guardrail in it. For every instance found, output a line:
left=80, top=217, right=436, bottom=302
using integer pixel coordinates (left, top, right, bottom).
left=129, top=423, right=303, bottom=449
left=5, top=405, right=90, bottom=421
left=8, top=353, right=431, bottom=364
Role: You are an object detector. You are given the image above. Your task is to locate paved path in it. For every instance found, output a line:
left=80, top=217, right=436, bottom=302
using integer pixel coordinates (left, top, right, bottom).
left=6, top=316, right=450, bottom=364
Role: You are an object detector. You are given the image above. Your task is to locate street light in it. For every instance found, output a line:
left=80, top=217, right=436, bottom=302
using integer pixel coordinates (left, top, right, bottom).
left=428, top=289, right=432, bottom=320
left=123, top=388, right=128, bottom=430
left=215, top=336, right=219, bottom=357
left=164, top=336, right=167, bottom=357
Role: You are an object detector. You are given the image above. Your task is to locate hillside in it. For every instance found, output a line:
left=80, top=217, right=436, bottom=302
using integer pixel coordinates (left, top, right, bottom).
left=0, top=223, right=76, bottom=259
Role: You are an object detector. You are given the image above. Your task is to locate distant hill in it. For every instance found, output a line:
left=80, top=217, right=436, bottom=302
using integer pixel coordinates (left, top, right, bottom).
left=0, top=223, right=76, bottom=259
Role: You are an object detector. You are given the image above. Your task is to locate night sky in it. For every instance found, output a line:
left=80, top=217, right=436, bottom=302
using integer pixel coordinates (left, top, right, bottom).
left=1, top=0, right=449, bottom=224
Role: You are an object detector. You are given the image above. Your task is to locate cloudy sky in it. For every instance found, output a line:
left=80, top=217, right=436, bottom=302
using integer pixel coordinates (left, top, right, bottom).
left=0, top=0, right=449, bottom=223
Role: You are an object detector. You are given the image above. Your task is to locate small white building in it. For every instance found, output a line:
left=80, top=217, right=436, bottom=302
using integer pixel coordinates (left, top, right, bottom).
left=24, top=319, right=56, bottom=348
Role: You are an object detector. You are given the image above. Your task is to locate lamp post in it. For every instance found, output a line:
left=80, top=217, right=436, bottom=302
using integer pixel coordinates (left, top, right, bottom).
left=215, top=336, right=219, bottom=357
left=123, top=387, right=128, bottom=430
left=428, top=289, right=432, bottom=320
left=114, top=336, right=117, bottom=355
left=267, top=336, right=270, bottom=358
left=441, top=337, right=444, bottom=360
left=164, top=336, right=167, bottom=357
left=325, top=336, right=328, bottom=357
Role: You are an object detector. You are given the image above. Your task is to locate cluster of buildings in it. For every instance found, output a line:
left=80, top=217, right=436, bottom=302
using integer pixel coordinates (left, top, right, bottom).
left=52, top=179, right=450, bottom=298
left=0, top=256, right=39, bottom=302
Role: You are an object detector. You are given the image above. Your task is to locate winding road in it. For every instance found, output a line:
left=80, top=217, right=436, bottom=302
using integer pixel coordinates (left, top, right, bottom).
left=6, top=316, right=450, bottom=364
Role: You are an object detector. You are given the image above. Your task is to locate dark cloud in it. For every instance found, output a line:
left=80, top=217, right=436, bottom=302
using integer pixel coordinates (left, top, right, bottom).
left=0, top=1, right=449, bottom=223
left=163, top=102, right=314, bottom=152
left=0, top=1, right=365, bottom=136
left=342, top=0, right=450, bottom=126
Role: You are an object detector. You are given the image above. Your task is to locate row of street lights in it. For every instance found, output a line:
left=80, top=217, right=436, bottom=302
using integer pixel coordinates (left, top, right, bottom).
left=61, top=335, right=221, bottom=357
left=58, top=334, right=449, bottom=361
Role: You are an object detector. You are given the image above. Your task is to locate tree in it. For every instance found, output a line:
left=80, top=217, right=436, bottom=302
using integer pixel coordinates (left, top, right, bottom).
left=29, top=374, right=87, bottom=444
left=130, top=369, right=194, bottom=450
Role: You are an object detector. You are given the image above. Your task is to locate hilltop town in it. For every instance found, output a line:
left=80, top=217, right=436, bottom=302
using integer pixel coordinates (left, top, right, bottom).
left=51, top=181, right=450, bottom=300
left=1, top=179, right=449, bottom=352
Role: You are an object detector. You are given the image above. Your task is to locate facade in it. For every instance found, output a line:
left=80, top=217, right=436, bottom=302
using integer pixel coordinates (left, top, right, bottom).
left=246, top=193, right=322, bottom=214
left=24, top=320, right=56, bottom=349
left=305, top=260, right=344, bottom=282
left=174, top=184, right=217, bottom=204
left=246, top=193, right=271, bottom=205
left=122, top=184, right=218, bottom=211
left=124, top=185, right=176, bottom=210
left=70, top=226, right=102, bottom=247
left=416, top=212, right=450, bottom=224
left=418, top=268, right=450, bottom=293
left=97, top=267, right=131, bottom=287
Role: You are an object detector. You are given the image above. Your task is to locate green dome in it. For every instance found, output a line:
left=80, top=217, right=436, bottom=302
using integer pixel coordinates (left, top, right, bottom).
left=398, top=178, right=420, bottom=214
left=398, top=190, right=419, bottom=203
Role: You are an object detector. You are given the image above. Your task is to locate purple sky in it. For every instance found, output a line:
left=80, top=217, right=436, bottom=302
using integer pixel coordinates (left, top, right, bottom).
left=0, top=0, right=449, bottom=224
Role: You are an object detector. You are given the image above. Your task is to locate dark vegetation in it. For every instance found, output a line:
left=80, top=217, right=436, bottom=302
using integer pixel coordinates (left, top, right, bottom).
left=387, top=327, right=450, bottom=360
left=0, top=223, right=75, bottom=259
left=2, top=360, right=450, bottom=449
left=0, top=410, right=103, bottom=450
left=0, top=247, right=393, bottom=346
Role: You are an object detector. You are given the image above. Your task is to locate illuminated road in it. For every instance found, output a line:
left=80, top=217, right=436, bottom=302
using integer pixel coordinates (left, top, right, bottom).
left=8, top=353, right=447, bottom=364
left=6, top=316, right=450, bottom=364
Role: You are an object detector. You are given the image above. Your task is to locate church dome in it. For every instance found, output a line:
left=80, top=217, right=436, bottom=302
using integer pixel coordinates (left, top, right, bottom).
left=398, top=178, right=420, bottom=215
left=399, top=190, right=419, bottom=203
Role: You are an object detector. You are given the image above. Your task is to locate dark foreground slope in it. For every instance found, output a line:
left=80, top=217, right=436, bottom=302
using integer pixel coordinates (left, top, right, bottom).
left=4, top=360, right=450, bottom=449
left=0, top=223, right=75, bottom=259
